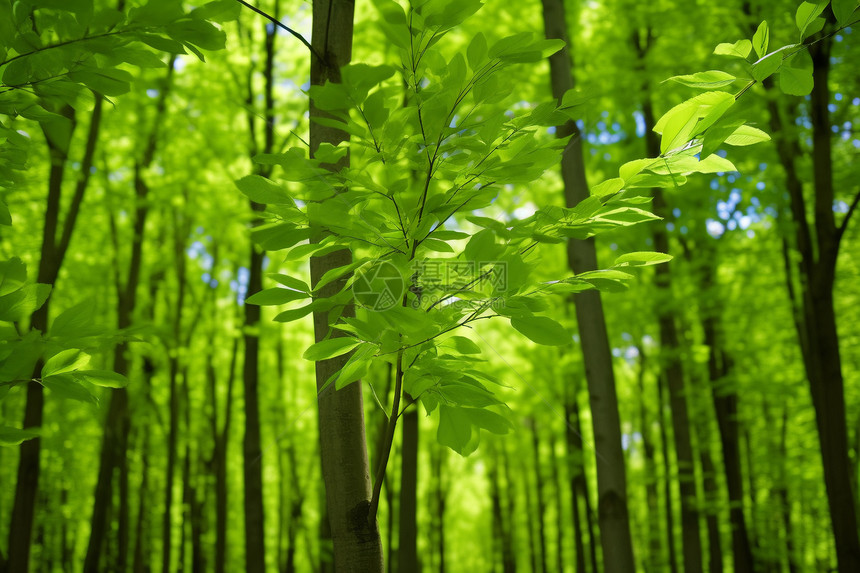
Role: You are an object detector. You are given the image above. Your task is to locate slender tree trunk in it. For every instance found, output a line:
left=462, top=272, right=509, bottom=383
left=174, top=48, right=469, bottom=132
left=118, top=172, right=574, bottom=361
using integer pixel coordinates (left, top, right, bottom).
left=240, top=8, right=282, bottom=571
left=658, top=373, right=679, bottom=573
left=7, top=99, right=102, bottom=573
left=310, top=2, right=383, bottom=570
left=398, top=406, right=419, bottom=572
left=702, top=301, right=754, bottom=573
left=84, top=65, right=172, bottom=573
left=778, top=406, right=799, bottom=573
left=550, top=433, right=565, bottom=573
left=540, top=2, right=635, bottom=570
left=699, top=446, right=723, bottom=573
left=564, top=395, right=587, bottom=573
left=636, top=347, right=662, bottom=569
left=213, top=338, right=238, bottom=573
left=530, top=420, right=548, bottom=573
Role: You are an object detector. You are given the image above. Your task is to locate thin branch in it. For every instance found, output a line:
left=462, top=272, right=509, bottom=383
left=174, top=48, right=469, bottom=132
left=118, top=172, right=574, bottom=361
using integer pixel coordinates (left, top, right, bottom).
left=234, top=0, right=321, bottom=61
left=836, top=187, right=860, bottom=245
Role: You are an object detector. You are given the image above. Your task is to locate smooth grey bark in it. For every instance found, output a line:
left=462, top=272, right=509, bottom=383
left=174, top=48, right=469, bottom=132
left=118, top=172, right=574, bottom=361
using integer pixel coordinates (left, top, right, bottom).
left=309, top=1, right=383, bottom=570
left=540, top=1, right=636, bottom=570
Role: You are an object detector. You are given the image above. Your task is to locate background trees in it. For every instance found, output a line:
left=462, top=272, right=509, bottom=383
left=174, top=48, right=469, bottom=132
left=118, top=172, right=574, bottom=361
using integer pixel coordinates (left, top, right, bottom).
left=1, top=0, right=858, bottom=572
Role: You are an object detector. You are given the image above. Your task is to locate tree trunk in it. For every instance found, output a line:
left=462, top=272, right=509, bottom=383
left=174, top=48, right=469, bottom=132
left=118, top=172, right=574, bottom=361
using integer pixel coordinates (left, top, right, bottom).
left=763, top=29, right=860, bottom=570
left=398, top=407, right=419, bottom=572
left=636, top=347, right=662, bottom=569
left=7, top=99, right=102, bottom=573
left=564, top=396, right=587, bottom=573
left=84, top=64, right=172, bottom=573
left=540, top=2, right=635, bottom=570
left=658, top=373, right=679, bottom=573
left=310, top=1, right=383, bottom=570
left=530, top=420, right=548, bottom=573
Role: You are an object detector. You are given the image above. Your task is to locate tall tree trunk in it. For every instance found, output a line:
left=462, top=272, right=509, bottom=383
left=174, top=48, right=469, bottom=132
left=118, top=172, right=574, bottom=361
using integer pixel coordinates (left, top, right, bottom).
left=309, top=1, right=383, bottom=570
left=398, top=407, right=419, bottom=572
left=213, top=338, right=238, bottom=573
left=564, top=396, right=588, bottom=573
left=7, top=99, right=102, bottom=573
left=84, top=63, right=173, bottom=573
left=540, top=2, right=635, bottom=570
left=778, top=405, right=799, bottom=573
left=761, top=26, right=860, bottom=569
left=700, top=285, right=754, bottom=573
left=636, top=347, right=662, bottom=569
left=162, top=215, right=188, bottom=573
left=658, top=373, right=679, bottom=573
left=241, top=8, right=282, bottom=570
left=550, top=432, right=565, bottom=573
left=530, top=420, right=548, bottom=573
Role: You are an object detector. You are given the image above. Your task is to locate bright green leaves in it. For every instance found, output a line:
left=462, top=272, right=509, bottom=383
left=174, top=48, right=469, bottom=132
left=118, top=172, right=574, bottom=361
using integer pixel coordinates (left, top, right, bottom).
left=0, top=426, right=41, bottom=446
left=0, top=258, right=51, bottom=322
left=714, top=40, right=752, bottom=59
left=510, top=316, right=569, bottom=346
left=752, top=21, right=770, bottom=58
left=67, top=66, right=134, bottom=96
left=795, top=1, right=829, bottom=39
left=39, top=349, right=129, bottom=406
left=42, top=349, right=90, bottom=377
left=831, top=0, right=859, bottom=25
left=245, top=288, right=309, bottom=306
left=653, top=91, right=735, bottom=155
left=667, top=71, right=737, bottom=89
left=437, top=404, right=512, bottom=455
left=304, top=337, right=363, bottom=361
left=235, top=175, right=294, bottom=205
left=467, top=33, right=488, bottom=70
left=779, top=52, right=814, bottom=96
left=613, top=252, right=673, bottom=267
left=437, top=404, right=474, bottom=455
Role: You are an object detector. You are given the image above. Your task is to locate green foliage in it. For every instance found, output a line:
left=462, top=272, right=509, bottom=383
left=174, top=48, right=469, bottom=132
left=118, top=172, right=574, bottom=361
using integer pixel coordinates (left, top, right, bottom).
left=233, top=0, right=807, bottom=455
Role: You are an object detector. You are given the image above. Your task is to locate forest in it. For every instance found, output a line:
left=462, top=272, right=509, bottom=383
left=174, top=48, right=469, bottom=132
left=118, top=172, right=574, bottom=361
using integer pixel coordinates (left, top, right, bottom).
left=1, top=0, right=859, bottom=572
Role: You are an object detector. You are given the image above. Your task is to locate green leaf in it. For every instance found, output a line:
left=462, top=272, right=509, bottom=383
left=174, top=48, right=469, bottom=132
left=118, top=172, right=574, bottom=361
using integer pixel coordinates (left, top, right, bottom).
left=832, top=0, right=858, bottom=25
left=245, top=287, right=309, bottom=306
left=448, top=335, right=482, bottom=354
left=0, top=283, right=51, bottom=322
left=667, top=71, right=737, bottom=89
left=50, top=299, right=103, bottom=339
left=333, top=343, right=376, bottom=389
left=714, top=39, right=752, bottom=59
left=68, top=66, right=133, bottom=96
left=780, top=64, right=814, bottom=96
left=42, top=349, right=90, bottom=377
left=235, top=175, right=291, bottom=204
left=752, top=21, right=770, bottom=58
left=613, top=252, right=673, bottom=267
left=76, top=370, right=128, bottom=388
left=0, top=426, right=40, bottom=446
left=510, top=316, right=569, bottom=346
left=273, top=303, right=317, bottom=323
left=465, top=407, right=513, bottom=434
left=796, top=1, right=829, bottom=37
left=437, top=405, right=473, bottom=455
left=467, top=32, right=488, bottom=69
left=751, top=52, right=783, bottom=82
left=303, top=337, right=362, bottom=361
left=41, top=373, right=98, bottom=405
left=724, top=125, right=770, bottom=146
left=0, top=257, right=27, bottom=297
left=268, top=274, right=310, bottom=292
